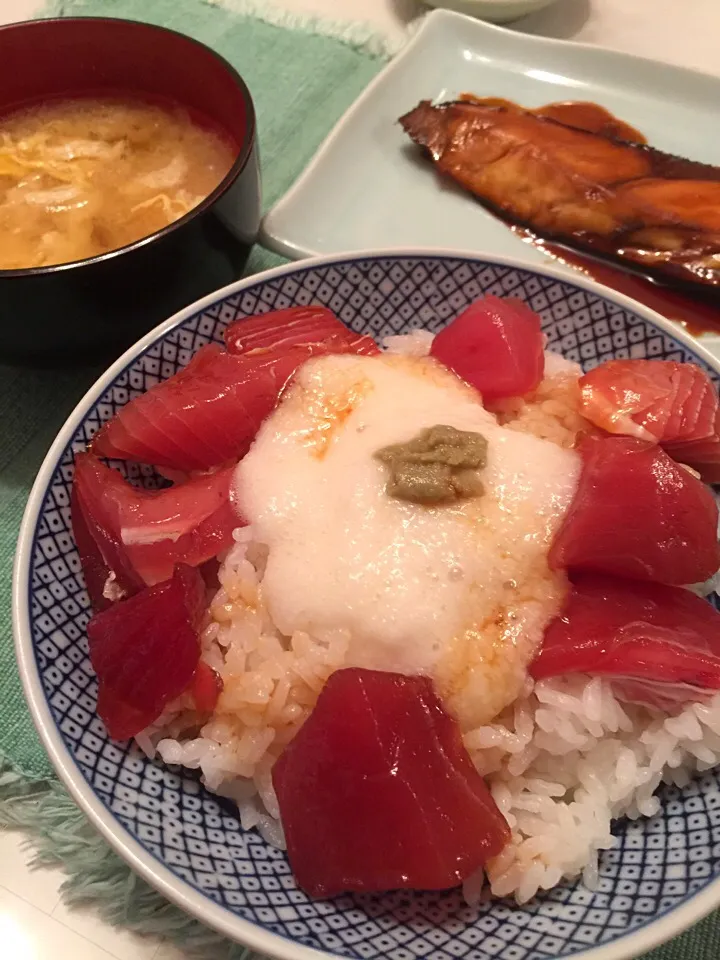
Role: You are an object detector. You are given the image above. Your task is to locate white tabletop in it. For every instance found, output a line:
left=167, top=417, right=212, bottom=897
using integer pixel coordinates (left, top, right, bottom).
left=1, top=1, right=718, bottom=958
left=6, top=0, right=720, bottom=74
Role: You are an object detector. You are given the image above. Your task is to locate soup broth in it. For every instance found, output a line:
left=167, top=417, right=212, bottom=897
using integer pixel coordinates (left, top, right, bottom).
left=0, top=96, right=237, bottom=270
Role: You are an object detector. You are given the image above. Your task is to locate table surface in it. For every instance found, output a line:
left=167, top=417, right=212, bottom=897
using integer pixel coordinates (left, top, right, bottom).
left=2, top=0, right=720, bottom=957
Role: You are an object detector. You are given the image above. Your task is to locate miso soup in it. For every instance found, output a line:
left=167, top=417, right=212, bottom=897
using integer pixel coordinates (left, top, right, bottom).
left=0, top=96, right=237, bottom=270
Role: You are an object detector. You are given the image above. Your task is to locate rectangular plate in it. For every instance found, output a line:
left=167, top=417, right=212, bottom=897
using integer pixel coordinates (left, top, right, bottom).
left=260, top=8, right=720, bottom=352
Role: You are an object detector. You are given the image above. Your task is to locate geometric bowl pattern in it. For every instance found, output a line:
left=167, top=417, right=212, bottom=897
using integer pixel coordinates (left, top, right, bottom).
left=17, top=254, right=720, bottom=960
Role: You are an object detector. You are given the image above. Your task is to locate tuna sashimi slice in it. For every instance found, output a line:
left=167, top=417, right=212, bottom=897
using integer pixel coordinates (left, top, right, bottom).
left=225, top=305, right=379, bottom=356
left=94, top=316, right=378, bottom=472
left=190, top=661, right=223, bottom=713
left=579, top=359, right=720, bottom=480
left=549, top=436, right=720, bottom=585
left=118, top=466, right=241, bottom=586
left=92, top=345, right=257, bottom=471
left=430, top=295, right=544, bottom=401
left=531, top=573, right=720, bottom=708
left=95, top=687, right=158, bottom=741
left=72, top=453, right=241, bottom=603
left=72, top=459, right=145, bottom=612
left=71, top=484, right=114, bottom=613
left=88, top=564, right=206, bottom=739
left=272, top=668, right=510, bottom=899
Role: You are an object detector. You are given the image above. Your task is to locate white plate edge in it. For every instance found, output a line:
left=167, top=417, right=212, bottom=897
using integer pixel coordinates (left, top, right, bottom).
left=258, top=11, right=440, bottom=261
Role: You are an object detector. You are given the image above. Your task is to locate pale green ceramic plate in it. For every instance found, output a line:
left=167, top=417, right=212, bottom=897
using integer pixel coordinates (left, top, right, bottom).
left=261, top=8, right=720, bottom=359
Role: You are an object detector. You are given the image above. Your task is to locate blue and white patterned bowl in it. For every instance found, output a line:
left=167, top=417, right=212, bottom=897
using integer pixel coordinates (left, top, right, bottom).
left=13, top=251, right=720, bottom=960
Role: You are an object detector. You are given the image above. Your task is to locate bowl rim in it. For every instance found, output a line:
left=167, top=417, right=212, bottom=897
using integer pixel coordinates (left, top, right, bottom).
left=423, top=0, right=556, bottom=8
left=12, top=247, right=720, bottom=960
left=0, top=16, right=257, bottom=280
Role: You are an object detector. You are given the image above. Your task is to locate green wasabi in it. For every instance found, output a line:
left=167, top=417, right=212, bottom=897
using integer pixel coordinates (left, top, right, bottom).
left=375, top=424, right=488, bottom=505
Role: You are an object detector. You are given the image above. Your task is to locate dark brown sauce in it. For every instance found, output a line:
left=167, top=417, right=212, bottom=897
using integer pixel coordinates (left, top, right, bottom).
left=458, top=94, right=646, bottom=143
left=513, top=228, right=720, bottom=338
left=458, top=94, right=720, bottom=337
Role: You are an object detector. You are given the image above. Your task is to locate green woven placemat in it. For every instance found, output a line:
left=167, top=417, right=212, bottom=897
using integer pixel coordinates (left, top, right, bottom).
left=1, top=1, right=719, bottom=957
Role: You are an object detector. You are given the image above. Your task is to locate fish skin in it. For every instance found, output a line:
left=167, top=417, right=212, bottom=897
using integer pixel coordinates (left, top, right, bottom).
left=400, top=100, right=720, bottom=287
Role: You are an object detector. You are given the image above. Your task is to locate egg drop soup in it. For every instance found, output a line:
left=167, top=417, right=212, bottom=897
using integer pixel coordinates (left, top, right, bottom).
left=0, top=97, right=237, bottom=270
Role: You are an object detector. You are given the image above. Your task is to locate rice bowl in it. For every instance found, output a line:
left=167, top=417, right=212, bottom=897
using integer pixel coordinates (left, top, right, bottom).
left=14, top=250, right=720, bottom=960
